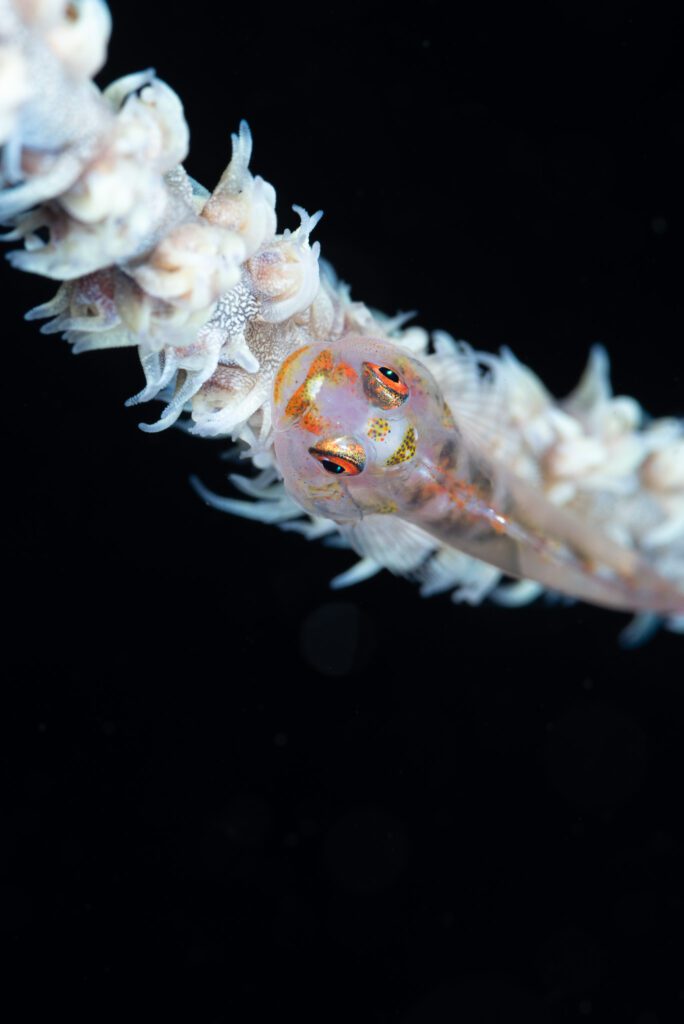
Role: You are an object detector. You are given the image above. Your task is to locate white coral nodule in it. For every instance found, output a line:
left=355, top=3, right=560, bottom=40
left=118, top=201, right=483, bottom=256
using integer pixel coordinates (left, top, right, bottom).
left=0, top=44, right=32, bottom=144
left=201, top=120, right=278, bottom=259
left=102, top=71, right=189, bottom=173
left=128, top=221, right=246, bottom=311
left=247, top=205, right=322, bottom=323
left=42, top=0, right=112, bottom=79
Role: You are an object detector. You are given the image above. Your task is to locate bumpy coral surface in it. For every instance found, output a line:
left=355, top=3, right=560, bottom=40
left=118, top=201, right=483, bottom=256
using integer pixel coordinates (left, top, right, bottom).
left=1, top=0, right=682, bottom=635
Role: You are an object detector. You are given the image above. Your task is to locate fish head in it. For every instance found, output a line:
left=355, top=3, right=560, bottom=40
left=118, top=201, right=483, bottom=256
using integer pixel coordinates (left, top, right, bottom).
left=272, top=333, right=454, bottom=520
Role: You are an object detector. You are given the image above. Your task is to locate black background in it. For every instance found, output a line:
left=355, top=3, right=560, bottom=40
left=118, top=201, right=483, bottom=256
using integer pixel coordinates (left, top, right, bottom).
left=2, top=2, right=683, bottom=1021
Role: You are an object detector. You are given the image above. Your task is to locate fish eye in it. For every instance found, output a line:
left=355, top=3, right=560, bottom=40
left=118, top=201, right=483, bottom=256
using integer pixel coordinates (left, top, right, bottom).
left=379, top=366, right=399, bottom=382
left=309, top=436, right=366, bottom=476
left=315, top=456, right=357, bottom=475
left=362, top=362, right=409, bottom=408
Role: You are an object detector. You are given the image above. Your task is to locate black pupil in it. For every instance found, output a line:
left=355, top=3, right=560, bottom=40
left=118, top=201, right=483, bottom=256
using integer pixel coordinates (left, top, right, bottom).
left=380, top=366, right=399, bottom=383
left=322, top=459, right=345, bottom=474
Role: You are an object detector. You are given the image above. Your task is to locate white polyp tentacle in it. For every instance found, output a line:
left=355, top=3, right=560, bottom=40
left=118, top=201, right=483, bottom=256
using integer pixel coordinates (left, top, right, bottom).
left=5, top=173, right=172, bottom=278
left=65, top=318, right=131, bottom=351
left=125, top=349, right=177, bottom=407
left=24, top=286, right=69, bottom=323
left=201, top=119, right=278, bottom=258
left=280, top=517, right=340, bottom=542
left=190, top=474, right=304, bottom=524
left=330, top=558, right=383, bottom=589
left=238, top=420, right=277, bottom=468
left=39, top=311, right=107, bottom=335
left=247, top=205, right=323, bottom=323
left=24, top=272, right=124, bottom=347
left=563, top=344, right=612, bottom=420
left=102, top=71, right=189, bottom=174
left=413, top=544, right=504, bottom=603
left=227, top=468, right=282, bottom=498
left=226, top=119, right=253, bottom=189
left=191, top=386, right=267, bottom=440
left=138, top=369, right=203, bottom=433
left=375, top=309, right=418, bottom=336
left=102, top=68, right=156, bottom=110
left=0, top=149, right=86, bottom=222
left=490, top=579, right=546, bottom=607
left=291, top=204, right=324, bottom=242
left=618, top=612, right=662, bottom=649
left=129, top=317, right=237, bottom=423
left=0, top=205, right=49, bottom=246
left=223, top=332, right=259, bottom=374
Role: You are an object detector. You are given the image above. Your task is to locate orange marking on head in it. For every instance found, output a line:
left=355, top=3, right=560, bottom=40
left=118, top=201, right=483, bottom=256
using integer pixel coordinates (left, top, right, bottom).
left=283, top=348, right=334, bottom=424
left=311, top=348, right=335, bottom=375
left=300, top=409, right=330, bottom=434
left=334, top=361, right=358, bottom=385
left=273, top=345, right=311, bottom=405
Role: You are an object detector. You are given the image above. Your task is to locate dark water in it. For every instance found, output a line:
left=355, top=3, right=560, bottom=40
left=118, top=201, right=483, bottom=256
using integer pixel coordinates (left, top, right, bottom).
left=3, top=2, right=683, bottom=1021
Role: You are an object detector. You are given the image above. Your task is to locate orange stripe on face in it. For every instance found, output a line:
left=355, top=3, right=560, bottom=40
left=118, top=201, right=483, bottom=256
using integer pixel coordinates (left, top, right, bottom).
left=300, top=409, right=329, bottom=434
left=283, top=348, right=334, bottom=425
left=273, top=345, right=311, bottom=405
left=281, top=349, right=358, bottom=433
left=333, top=361, right=358, bottom=385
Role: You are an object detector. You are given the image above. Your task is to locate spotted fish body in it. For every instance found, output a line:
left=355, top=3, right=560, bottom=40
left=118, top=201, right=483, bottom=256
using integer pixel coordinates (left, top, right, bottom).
left=272, top=334, right=684, bottom=617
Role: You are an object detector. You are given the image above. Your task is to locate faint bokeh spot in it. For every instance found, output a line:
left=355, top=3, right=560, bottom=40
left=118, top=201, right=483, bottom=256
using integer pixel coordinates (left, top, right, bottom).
left=535, top=926, right=601, bottom=1001
left=300, top=601, right=366, bottom=676
left=545, top=702, right=649, bottom=813
left=400, top=977, right=543, bottom=1023
left=324, top=806, right=409, bottom=892
left=218, top=794, right=272, bottom=847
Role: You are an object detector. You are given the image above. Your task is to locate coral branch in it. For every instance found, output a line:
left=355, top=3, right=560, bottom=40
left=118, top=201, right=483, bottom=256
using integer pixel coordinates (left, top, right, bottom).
left=1, top=0, right=682, bottom=633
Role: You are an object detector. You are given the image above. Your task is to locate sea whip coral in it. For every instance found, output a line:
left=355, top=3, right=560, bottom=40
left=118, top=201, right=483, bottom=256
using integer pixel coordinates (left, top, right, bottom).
left=1, top=0, right=682, bottom=636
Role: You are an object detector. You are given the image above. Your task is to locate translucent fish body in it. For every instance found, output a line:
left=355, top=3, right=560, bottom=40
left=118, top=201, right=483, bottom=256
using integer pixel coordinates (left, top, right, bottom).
left=272, top=334, right=684, bottom=616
